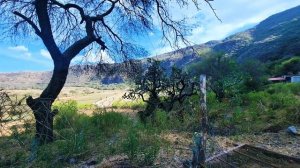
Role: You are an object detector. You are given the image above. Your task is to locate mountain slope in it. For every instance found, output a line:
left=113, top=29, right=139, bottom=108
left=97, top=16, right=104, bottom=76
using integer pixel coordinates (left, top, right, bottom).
left=0, top=71, right=97, bottom=89
left=226, top=5, right=300, bottom=61
left=156, top=5, right=300, bottom=66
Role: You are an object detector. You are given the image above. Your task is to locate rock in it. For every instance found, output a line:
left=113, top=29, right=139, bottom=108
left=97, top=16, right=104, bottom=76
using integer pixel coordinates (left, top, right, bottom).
left=86, top=160, right=97, bottom=166
left=69, top=158, right=77, bottom=164
left=96, top=155, right=134, bottom=168
left=287, top=126, right=298, bottom=135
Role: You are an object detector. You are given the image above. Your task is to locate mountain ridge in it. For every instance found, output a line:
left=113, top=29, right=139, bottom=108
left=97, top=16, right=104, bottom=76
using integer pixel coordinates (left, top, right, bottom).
left=155, top=5, right=300, bottom=67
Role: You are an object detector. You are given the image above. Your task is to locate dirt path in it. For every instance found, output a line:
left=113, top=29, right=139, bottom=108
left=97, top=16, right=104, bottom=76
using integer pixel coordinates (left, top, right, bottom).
left=94, top=91, right=125, bottom=108
left=4, top=87, right=126, bottom=106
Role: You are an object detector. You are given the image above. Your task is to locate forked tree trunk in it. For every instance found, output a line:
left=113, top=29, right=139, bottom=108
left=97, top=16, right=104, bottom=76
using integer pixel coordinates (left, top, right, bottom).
left=139, top=93, right=160, bottom=123
left=26, top=58, right=70, bottom=144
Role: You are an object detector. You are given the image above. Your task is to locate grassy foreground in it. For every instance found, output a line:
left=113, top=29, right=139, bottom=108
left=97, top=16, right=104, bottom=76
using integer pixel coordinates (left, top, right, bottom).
left=0, top=101, right=167, bottom=167
left=1, top=83, right=300, bottom=167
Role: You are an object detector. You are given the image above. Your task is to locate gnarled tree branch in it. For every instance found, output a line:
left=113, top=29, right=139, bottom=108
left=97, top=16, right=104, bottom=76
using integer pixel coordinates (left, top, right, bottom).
left=13, top=11, right=41, bottom=37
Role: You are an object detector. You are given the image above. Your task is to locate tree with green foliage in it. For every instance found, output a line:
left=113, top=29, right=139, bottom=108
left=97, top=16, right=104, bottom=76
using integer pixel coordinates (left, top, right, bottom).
left=165, top=66, right=196, bottom=120
left=273, top=57, right=300, bottom=75
left=124, top=59, right=167, bottom=122
left=188, top=53, right=244, bottom=102
left=124, top=59, right=196, bottom=122
left=240, top=59, right=268, bottom=91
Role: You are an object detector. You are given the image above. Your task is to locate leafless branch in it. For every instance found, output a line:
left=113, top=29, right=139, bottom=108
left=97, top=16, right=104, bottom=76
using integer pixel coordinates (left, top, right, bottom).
left=13, top=11, right=41, bottom=36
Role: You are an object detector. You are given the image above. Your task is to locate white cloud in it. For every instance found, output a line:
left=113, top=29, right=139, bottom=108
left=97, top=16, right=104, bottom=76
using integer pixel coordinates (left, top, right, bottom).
left=186, top=0, right=300, bottom=44
left=2, top=45, right=52, bottom=67
left=40, top=49, right=51, bottom=59
left=8, top=45, right=29, bottom=52
left=8, top=45, right=31, bottom=58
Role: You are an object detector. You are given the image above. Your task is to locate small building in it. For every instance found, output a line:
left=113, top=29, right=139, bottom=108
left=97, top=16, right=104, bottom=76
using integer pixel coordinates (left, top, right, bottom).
left=291, top=76, right=300, bottom=83
left=268, top=77, right=287, bottom=83
left=268, top=75, right=300, bottom=83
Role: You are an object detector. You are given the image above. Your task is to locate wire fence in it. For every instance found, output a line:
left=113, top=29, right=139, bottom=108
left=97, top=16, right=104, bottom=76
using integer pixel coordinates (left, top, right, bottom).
left=0, top=91, right=33, bottom=137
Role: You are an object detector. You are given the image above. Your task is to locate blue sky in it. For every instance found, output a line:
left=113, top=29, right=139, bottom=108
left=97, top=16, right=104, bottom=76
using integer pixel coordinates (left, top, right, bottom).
left=0, top=0, right=300, bottom=72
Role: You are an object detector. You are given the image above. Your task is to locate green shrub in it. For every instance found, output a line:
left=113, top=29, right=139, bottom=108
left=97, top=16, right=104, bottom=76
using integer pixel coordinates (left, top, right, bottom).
left=112, top=99, right=146, bottom=110
left=272, top=56, right=300, bottom=75
left=122, top=128, right=160, bottom=166
left=91, top=111, right=131, bottom=134
left=36, top=131, right=87, bottom=167
left=53, top=100, right=89, bottom=131
left=269, top=93, right=297, bottom=110
left=289, top=83, right=300, bottom=95
left=77, top=103, right=95, bottom=110
left=122, top=128, right=139, bottom=159
left=153, top=109, right=169, bottom=129
left=195, top=83, right=300, bottom=134
left=266, top=83, right=300, bottom=95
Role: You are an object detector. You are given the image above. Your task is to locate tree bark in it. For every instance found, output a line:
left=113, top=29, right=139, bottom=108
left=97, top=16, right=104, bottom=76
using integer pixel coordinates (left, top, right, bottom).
left=26, top=57, right=70, bottom=144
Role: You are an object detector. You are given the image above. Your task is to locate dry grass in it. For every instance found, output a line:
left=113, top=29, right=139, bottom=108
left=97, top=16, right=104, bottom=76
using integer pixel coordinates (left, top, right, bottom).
left=3, top=87, right=126, bottom=107
left=155, top=130, right=300, bottom=167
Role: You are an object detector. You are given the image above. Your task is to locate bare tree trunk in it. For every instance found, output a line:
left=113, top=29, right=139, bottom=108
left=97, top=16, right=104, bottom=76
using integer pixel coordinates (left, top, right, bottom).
left=177, top=101, right=185, bottom=122
left=26, top=58, right=70, bottom=144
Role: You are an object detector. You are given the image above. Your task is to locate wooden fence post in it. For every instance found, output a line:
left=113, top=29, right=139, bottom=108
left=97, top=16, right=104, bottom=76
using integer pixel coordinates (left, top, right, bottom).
left=187, top=75, right=208, bottom=168
left=199, top=74, right=207, bottom=167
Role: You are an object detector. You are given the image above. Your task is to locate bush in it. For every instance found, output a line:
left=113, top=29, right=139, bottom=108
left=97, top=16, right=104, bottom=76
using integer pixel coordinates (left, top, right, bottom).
left=77, top=103, right=95, bottom=110
left=122, top=128, right=160, bottom=166
left=272, top=56, right=300, bottom=75
left=112, top=99, right=146, bottom=110
left=91, top=110, right=131, bottom=134
left=193, top=83, right=300, bottom=134
left=122, top=128, right=139, bottom=159
left=266, top=83, right=300, bottom=95
left=153, top=109, right=169, bottom=129
left=35, top=131, right=87, bottom=167
left=53, top=101, right=89, bottom=131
